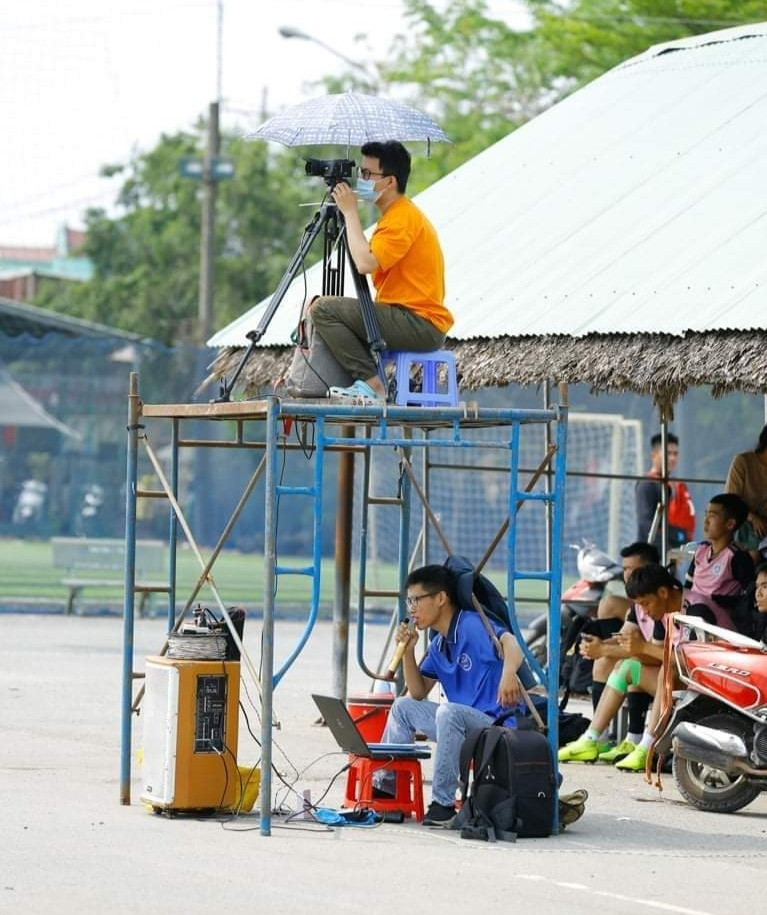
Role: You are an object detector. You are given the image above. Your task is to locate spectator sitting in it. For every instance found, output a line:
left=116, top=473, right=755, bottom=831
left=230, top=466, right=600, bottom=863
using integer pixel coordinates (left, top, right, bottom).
left=738, top=562, right=767, bottom=642
left=559, top=549, right=665, bottom=769
left=574, top=541, right=660, bottom=760
left=682, top=493, right=754, bottom=631
left=311, top=141, right=452, bottom=403
left=560, top=517, right=753, bottom=775
left=725, top=424, right=767, bottom=565
left=753, top=563, right=767, bottom=641
left=617, top=510, right=754, bottom=774
left=372, top=564, right=530, bottom=827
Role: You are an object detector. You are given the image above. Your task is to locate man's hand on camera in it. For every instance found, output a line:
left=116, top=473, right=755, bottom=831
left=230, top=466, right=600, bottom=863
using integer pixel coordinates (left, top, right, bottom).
left=331, top=181, right=358, bottom=216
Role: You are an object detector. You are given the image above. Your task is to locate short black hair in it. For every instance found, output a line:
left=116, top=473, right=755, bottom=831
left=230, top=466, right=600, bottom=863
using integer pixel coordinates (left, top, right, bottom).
left=709, top=492, right=749, bottom=530
left=361, top=140, right=411, bottom=193
left=650, top=432, right=679, bottom=450
left=625, top=563, right=682, bottom=599
left=405, top=564, right=457, bottom=605
left=755, top=562, right=767, bottom=577
left=620, top=541, right=660, bottom=564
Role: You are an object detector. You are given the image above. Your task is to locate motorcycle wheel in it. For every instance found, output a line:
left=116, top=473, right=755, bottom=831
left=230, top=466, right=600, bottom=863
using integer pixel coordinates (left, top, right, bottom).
left=672, top=712, right=761, bottom=813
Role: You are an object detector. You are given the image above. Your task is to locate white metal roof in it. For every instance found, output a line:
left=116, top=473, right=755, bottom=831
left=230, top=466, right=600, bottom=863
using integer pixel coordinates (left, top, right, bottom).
left=209, top=22, right=767, bottom=348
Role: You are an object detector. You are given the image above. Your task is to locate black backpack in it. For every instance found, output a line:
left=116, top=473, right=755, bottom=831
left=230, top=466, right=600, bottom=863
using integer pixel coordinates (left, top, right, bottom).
left=445, top=554, right=512, bottom=630
left=444, top=554, right=536, bottom=690
left=452, top=724, right=556, bottom=842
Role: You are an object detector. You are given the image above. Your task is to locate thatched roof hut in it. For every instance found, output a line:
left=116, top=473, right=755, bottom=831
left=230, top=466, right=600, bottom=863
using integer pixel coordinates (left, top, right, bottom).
left=208, top=24, right=767, bottom=409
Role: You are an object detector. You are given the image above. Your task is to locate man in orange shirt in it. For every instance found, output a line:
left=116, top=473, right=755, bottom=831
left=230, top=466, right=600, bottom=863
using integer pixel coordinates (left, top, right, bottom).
left=311, top=140, right=453, bottom=403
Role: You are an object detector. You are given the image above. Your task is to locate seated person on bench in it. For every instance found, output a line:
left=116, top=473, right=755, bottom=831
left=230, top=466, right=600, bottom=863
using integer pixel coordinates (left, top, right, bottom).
left=311, top=140, right=453, bottom=404
left=566, top=541, right=661, bottom=765
left=373, top=564, right=531, bottom=828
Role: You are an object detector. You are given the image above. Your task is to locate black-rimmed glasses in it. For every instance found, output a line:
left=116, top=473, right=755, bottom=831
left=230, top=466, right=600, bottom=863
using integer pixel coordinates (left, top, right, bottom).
left=357, top=167, right=387, bottom=180
left=405, top=591, right=439, bottom=609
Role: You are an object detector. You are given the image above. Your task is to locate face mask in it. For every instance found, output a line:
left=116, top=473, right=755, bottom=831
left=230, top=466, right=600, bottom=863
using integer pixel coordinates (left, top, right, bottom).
left=356, top=177, right=382, bottom=202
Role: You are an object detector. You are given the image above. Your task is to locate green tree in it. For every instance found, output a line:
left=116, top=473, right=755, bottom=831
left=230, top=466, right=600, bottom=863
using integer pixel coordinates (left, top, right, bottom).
left=529, top=0, right=767, bottom=88
left=345, top=0, right=545, bottom=190
left=35, top=122, right=318, bottom=344
left=36, top=1, right=767, bottom=341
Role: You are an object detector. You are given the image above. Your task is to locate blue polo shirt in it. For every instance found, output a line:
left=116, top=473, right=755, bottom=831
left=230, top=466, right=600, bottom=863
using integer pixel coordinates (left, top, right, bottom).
left=419, top=609, right=517, bottom=720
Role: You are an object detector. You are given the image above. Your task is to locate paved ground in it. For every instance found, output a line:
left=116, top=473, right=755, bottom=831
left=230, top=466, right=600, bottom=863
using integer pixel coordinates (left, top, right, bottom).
left=3, top=612, right=767, bottom=915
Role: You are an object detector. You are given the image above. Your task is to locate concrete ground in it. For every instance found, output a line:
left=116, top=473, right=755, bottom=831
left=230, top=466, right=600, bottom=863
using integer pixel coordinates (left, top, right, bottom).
left=3, top=612, right=767, bottom=915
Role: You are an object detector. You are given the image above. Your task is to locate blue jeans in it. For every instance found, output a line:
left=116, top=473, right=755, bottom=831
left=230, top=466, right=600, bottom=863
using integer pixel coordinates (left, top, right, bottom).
left=375, top=697, right=496, bottom=807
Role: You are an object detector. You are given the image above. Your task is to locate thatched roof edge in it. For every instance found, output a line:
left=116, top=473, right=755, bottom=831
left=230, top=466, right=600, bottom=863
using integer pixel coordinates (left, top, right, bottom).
left=207, top=331, right=767, bottom=404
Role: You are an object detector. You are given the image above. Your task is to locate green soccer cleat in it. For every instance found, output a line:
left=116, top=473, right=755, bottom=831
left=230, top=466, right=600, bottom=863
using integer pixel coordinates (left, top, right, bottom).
left=598, top=739, right=636, bottom=763
left=558, top=735, right=609, bottom=763
left=614, top=745, right=648, bottom=771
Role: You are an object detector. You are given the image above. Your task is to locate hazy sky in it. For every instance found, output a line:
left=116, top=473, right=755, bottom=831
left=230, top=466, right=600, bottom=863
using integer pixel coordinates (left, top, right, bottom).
left=0, top=0, right=408, bottom=246
left=1, top=0, right=528, bottom=248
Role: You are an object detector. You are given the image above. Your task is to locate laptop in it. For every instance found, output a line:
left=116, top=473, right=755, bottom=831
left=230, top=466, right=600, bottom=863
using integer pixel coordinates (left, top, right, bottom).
left=312, top=694, right=431, bottom=760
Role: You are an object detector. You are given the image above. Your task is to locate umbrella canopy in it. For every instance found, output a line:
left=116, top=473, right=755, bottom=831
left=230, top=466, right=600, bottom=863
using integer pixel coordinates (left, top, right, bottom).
left=248, top=91, right=451, bottom=147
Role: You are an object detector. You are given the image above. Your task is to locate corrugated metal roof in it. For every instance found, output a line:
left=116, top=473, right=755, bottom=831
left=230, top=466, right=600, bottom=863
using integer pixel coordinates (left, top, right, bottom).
left=209, top=23, right=767, bottom=349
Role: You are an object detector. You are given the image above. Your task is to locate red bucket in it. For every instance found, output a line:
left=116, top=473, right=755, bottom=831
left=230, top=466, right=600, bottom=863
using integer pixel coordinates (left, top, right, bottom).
left=347, top=693, right=394, bottom=742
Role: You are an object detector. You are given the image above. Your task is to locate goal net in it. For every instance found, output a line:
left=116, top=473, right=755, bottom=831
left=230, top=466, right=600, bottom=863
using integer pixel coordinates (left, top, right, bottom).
left=353, top=412, right=642, bottom=588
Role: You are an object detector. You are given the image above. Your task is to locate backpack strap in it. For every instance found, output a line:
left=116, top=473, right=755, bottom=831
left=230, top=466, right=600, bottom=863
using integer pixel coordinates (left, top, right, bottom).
left=474, top=725, right=506, bottom=776
left=470, top=591, right=504, bottom=657
left=467, top=590, right=546, bottom=732
left=518, top=689, right=546, bottom=731
left=457, top=727, right=486, bottom=799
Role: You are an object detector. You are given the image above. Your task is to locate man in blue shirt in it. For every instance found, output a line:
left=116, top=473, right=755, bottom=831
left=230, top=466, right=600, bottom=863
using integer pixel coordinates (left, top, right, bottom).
left=376, top=564, right=529, bottom=827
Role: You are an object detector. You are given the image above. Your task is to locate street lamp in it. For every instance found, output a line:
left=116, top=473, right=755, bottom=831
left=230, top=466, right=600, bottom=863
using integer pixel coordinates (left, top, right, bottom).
left=278, top=26, right=368, bottom=73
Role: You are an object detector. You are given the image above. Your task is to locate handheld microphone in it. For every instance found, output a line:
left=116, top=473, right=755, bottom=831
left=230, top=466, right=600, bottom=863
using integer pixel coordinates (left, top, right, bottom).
left=384, top=624, right=415, bottom=680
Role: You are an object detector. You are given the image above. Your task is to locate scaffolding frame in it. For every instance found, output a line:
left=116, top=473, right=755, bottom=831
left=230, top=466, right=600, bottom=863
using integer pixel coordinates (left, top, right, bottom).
left=120, top=373, right=569, bottom=836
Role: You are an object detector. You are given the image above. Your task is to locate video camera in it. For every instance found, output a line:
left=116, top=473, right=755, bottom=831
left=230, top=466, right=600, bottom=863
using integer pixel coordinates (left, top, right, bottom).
left=304, top=157, right=355, bottom=185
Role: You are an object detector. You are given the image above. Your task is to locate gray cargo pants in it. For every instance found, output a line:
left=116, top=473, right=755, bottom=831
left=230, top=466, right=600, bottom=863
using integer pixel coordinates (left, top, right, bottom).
left=311, top=296, right=446, bottom=381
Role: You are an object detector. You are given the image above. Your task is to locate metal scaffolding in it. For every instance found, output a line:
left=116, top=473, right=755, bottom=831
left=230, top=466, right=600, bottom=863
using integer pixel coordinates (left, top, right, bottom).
left=120, top=373, right=569, bottom=835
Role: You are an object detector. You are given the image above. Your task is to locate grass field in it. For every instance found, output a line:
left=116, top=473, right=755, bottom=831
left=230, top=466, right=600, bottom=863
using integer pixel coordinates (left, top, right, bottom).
left=0, top=537, right=550, bottom=616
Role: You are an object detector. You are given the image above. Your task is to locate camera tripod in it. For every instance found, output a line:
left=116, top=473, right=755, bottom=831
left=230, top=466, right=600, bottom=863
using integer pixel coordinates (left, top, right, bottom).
left=217, top=197, right=387, bottom=403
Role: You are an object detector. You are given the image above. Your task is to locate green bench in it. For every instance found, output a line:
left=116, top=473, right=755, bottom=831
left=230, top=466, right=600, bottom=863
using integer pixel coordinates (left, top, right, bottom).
left=51, top=537, right=168, bottom=615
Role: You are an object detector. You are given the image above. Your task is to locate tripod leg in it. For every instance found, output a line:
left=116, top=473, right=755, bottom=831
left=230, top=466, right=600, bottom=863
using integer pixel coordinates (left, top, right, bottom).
left=216, top=203, right=338, bottom=402
left=338, top=225, right=388, bottom=391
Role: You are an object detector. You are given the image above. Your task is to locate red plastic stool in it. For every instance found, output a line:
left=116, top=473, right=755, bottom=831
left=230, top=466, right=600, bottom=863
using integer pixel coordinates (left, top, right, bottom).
left=343, top=756, right=425, bottom=821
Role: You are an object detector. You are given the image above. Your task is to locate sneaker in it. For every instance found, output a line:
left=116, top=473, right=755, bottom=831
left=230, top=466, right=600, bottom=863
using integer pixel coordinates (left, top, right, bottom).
left=614, top=745, right=648, bottom=772
left=557, top=735, right=609, bottom=763
left=597, top=739, right=636, bottom=763
left=328, top=380, right=385, bottom=404
left=422, top=801, right=456, bottom=827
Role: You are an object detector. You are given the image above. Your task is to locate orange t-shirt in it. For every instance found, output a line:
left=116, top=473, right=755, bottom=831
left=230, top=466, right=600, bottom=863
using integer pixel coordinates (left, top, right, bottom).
left=369, top=196, right=453, bottom=333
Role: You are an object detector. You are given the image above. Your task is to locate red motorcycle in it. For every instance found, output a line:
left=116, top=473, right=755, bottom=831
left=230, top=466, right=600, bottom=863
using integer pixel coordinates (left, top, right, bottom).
left=523, top=540, right=623, bottom=666
left=655, top=613, right=767, bottom=813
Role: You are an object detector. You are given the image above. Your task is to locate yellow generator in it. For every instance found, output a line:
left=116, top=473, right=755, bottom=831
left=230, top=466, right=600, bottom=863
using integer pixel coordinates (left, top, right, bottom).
left=140, top=656, right=240, bottom=813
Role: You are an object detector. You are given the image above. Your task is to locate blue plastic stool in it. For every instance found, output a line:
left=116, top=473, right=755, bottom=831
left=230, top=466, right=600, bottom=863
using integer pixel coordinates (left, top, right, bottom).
left=383, top=349, right=458, bottom=407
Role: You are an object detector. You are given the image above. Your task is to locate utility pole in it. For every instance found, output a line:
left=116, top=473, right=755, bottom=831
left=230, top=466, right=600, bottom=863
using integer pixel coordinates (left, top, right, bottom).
left=198, top=100, right=219, bottom=344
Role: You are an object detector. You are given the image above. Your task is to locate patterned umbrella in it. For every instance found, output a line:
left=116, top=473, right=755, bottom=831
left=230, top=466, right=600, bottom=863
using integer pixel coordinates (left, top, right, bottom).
left=247, top=91, right=451, bottom=147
